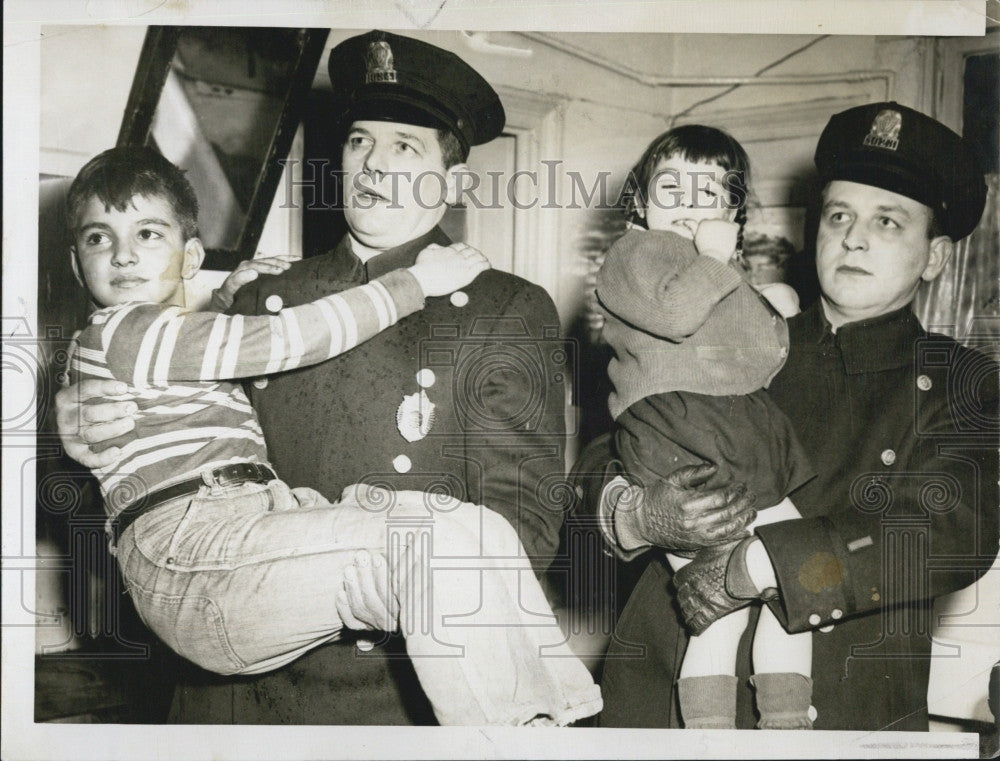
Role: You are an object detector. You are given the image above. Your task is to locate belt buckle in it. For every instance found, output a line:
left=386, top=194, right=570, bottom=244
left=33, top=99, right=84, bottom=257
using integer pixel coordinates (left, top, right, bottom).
left=203, top=466, right=239, bottom=490
left=202, top=462, right=264, bottom=490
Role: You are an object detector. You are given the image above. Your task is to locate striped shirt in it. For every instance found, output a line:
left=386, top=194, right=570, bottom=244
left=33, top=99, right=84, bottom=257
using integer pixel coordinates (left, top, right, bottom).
left=67, top=269, right=424, bottom=516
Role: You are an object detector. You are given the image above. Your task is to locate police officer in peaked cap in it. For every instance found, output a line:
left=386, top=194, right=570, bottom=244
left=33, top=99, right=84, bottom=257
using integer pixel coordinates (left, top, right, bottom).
left=328, top=29, right=506, bottom=153
left=163, top=30, right=571, bottom=725
left=597, top=101, right=998, bottom=731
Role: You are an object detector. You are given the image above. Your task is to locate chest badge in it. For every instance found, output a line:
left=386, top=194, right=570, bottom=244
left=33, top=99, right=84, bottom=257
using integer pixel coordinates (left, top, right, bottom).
left=396, top=389, right=435, bottom=442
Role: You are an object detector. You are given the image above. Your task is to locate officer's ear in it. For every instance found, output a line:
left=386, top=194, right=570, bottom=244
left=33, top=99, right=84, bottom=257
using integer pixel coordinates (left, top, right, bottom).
left=921, top=235, right=954, bottom=283
left=442, top=162, right=469, bottom=207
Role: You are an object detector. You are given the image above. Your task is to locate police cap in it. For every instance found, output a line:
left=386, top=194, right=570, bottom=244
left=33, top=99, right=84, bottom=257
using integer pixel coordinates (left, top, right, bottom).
left=814, top=101, right=987, bottom=240
left=328, top=30, right=506, bottom=153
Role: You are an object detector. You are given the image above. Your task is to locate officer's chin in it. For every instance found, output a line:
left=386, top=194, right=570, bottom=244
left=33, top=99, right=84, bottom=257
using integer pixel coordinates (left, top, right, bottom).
left=348, top=221, right=418, bottom=253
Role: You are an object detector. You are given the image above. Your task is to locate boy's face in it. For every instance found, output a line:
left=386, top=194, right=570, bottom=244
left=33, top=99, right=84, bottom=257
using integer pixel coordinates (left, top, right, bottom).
left=72, top=193, right=203, bottom=308
left=341, top=120, right=466, bottom=251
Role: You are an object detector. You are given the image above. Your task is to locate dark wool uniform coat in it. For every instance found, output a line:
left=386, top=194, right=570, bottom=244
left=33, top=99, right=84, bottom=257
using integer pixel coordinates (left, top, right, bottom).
left=598, top=301, right=999, bottom=730
left=167, top=227, right=569, bottom=724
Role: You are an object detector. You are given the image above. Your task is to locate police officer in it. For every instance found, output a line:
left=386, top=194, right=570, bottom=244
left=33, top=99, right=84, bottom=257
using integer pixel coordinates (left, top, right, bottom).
left=595, top=102, right=998, bottom=730
left=58, top=30, right=569, bottom=725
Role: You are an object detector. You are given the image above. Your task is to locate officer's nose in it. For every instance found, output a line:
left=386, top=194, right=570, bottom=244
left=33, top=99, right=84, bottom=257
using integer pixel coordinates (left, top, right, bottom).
left=841, top=221, right=868, bottom=252
left=363, top=142, right=388, bottom=179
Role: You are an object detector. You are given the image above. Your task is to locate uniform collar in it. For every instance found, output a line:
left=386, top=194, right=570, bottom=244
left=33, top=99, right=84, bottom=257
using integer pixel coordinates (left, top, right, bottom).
left=326, top=227, right=453, bottom=283
left=794, top=301, right=922, bottom=375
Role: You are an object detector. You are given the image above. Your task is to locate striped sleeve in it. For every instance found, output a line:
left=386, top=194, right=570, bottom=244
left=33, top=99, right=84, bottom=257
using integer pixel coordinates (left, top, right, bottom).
left=103, top=268, right=425, bottom=385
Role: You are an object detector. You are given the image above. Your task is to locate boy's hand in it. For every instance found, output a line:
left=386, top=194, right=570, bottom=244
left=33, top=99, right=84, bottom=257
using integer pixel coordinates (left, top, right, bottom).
left=694, top=219, right=740, bottom=262
left=336, top=550, right=399, bottom=632
left=55, top=379, right=137, bottom=468
left=408, top=243, right=490, bottom=297
left=211, top=255, right=295, bottom=310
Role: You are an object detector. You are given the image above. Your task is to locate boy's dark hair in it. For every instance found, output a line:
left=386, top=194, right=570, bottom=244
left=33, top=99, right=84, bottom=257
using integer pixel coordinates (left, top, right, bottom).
left=622, top=124, right=753, bottom=250
left=67, top=146, right=199, bottom=240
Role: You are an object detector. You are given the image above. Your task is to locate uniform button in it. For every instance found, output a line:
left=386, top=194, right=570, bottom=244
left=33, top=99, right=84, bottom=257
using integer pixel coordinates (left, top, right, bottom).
left=416, top=369, right=436, bottom=388
left=808, top=613, right=821, bottom=626
left=808, top=705, right=818, bottom=722
left=917, top=374, right=932, bottom=391
left=450, top=291, right=469, bottom=308
left=265, top=294, right=284, bottom=313
left=771, top=315, right=778, bottom=325
left=819, top=624, right=834, bottom=633
left=253, top=377, right=269, bottom=389
left=831, top=608, right=843, bottom=620
left=356, top=639, right=375, bottom=652
left=393, top=455, right=412, bottom=473
left=881, top=449, right=896, bottom=466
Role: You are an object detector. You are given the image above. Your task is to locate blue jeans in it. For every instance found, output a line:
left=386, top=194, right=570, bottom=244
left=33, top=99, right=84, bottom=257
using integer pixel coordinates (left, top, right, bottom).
left=113, top=478, right=601, bottom=725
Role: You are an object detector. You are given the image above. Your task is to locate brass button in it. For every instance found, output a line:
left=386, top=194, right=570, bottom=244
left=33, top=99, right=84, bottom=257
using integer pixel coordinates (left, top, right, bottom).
left=881, top=449, right=896, bottom=466
left=917, top=374, right=932, bottom=391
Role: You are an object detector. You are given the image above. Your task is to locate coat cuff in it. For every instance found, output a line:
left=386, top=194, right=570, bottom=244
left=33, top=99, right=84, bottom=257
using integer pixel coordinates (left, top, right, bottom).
left=599, top=477, right=653, bottom=561
left=754, top=516, right=870, bottom=633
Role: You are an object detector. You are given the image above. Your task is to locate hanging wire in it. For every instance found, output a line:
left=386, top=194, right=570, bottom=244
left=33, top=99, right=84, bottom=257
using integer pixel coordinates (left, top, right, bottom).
left=670, top=35, right=832, bottom=125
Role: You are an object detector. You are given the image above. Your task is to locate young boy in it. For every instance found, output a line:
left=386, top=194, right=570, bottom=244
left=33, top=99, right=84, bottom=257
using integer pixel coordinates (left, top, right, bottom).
left=64, top=146, right=602, bottom=726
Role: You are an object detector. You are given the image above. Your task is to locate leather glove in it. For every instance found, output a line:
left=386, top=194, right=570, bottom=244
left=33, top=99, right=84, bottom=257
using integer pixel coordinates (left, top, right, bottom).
left=621, top=464, right=757, bottom=554
left=674, top=535, right=776, bottom=635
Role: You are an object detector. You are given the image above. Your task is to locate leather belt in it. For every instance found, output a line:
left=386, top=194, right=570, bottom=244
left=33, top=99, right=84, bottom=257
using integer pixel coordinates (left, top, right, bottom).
left=112, top=462, right=277, bottom=540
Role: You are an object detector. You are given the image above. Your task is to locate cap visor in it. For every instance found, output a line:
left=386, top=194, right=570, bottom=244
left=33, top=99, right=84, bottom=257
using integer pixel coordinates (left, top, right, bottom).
left=823, top=154, right=941, bottom=211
